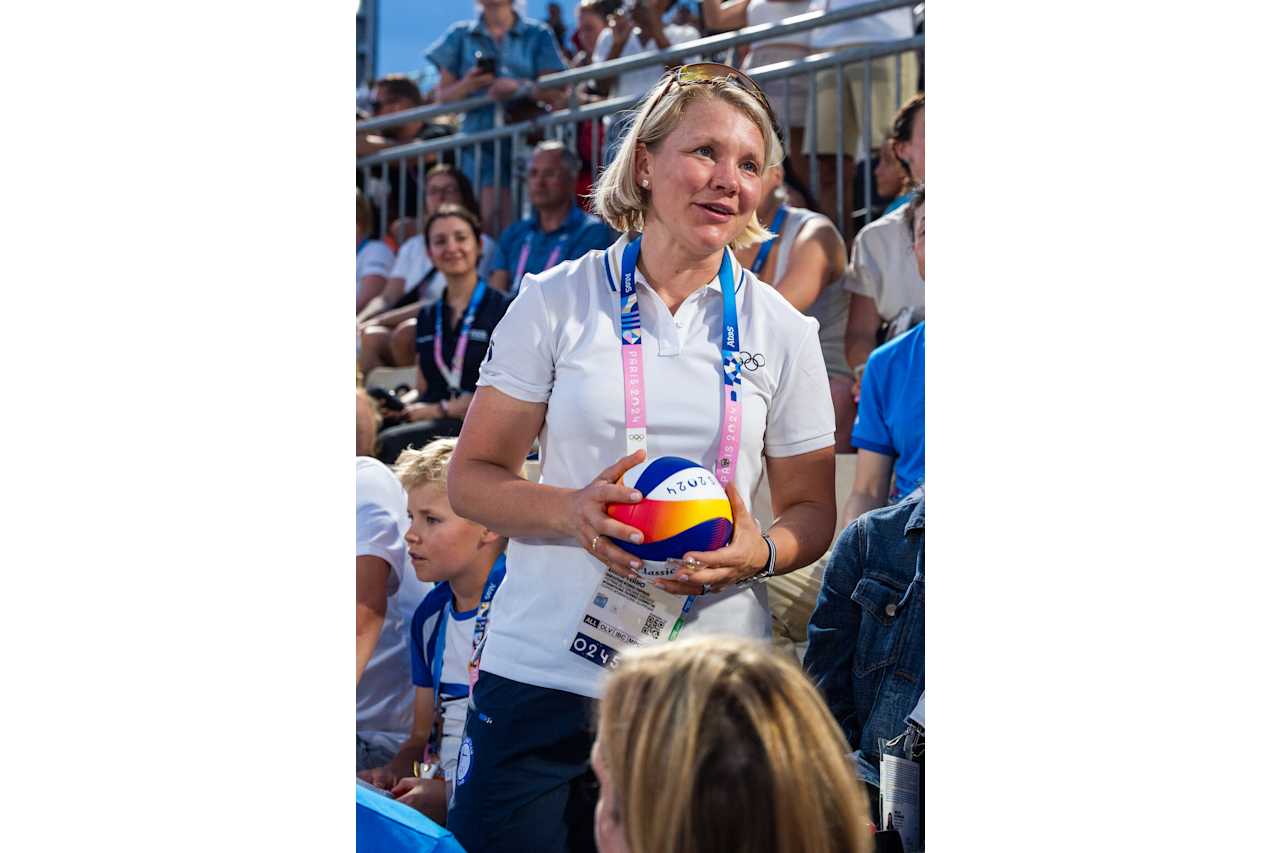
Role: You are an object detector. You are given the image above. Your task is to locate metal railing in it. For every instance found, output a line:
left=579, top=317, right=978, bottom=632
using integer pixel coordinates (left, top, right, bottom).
left=357, top=0, right=921, bottom=239
left=357, top=0, right=915, bottom=134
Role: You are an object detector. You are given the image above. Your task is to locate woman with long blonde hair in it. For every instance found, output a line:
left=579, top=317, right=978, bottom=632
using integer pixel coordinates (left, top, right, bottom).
left=593, top=636, right=874, bottom=853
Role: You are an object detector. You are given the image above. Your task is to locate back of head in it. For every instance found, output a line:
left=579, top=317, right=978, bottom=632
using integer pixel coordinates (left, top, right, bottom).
left=374, top=74, right=424, bottom=107
left=356, top=388, right=381, bottom=458
left=597, top=636, right=872, bottom=853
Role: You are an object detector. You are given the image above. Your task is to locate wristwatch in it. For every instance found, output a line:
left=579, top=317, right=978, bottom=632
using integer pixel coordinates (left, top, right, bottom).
left=735, top=530, right=776, bottom=586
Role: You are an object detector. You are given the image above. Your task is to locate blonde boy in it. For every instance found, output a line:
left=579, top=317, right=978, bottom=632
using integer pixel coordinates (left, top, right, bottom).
left=357, top=438, right=507, bottom=823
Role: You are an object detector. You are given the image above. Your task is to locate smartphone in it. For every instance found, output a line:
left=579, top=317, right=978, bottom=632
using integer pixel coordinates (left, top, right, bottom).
left=474, top=52, right=496, bottom=75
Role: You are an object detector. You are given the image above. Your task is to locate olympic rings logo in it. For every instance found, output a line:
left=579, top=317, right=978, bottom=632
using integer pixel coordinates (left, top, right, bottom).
left=738, top=351, right=766, bottom=371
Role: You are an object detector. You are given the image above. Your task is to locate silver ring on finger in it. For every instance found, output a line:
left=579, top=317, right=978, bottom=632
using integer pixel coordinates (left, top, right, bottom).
left=591, top=535, right=601, bottom=553
left=701, top=583, right=713, bottom=596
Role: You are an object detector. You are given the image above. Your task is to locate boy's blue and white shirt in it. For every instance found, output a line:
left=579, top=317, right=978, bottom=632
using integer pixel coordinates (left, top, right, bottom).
left=407, top=562, right=508, bottom=773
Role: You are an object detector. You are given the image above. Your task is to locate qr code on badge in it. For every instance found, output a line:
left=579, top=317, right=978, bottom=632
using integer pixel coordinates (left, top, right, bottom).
left=641, top=613, right=666, bottom=640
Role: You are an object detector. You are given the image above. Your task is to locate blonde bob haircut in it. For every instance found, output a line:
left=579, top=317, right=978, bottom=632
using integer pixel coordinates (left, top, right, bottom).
left=590, top=76, right=785, bottom=251
left=595, top=635, right=873, bottom=853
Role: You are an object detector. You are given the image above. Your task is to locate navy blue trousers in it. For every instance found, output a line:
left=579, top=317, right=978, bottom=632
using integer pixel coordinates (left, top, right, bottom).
left=447, top=672, right=598, bottom=853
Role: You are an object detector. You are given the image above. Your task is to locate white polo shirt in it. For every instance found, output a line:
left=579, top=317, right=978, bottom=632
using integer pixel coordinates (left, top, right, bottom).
left=475, top=234, right=835, bottom=698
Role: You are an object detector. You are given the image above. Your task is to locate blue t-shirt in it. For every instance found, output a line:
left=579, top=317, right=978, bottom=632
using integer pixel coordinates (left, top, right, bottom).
left=426, top=15, right=567, bottom=135
left=493, top=205, right=616, bottom=294
left=356, top=782, right=465, bottom=853
left=851, top=322, right=924, bottom=501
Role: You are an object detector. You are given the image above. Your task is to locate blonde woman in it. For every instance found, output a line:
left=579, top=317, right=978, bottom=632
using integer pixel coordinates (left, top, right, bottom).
left=593, top=635, right=874, bottom=853
left=446, top=64, right=837, bottom=853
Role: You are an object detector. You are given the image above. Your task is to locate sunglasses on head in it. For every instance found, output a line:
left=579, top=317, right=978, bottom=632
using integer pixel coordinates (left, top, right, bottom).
left=636, top=63, right=785, bottom=154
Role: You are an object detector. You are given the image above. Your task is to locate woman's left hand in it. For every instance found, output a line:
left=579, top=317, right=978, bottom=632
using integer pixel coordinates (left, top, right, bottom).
left=653, top=483, right=770, bottom=597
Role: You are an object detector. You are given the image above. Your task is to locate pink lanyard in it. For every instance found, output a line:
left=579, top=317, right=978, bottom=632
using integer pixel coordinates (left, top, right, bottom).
left=513, top=230, right=568, bottom=290
left=616, top=237, right=744, bottom=487
left=432, top=282, right=487, bottom=396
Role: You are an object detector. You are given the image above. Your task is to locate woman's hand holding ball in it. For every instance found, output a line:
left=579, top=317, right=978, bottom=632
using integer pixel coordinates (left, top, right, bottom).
left=653, top=483, right=769, bottom=596
left=566, top=449, right=648, bottom=580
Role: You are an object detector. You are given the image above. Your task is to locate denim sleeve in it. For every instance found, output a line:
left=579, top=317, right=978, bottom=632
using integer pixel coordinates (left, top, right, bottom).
left=533, top=26, right=568, bottom=75
left=803, top=518, right=864, bottom=747
left=426, top=23, right=466, bottom=77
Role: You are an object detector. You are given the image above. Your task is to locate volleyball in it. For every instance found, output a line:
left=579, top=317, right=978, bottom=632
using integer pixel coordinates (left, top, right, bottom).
left=606, top=456, right=734, bottom=575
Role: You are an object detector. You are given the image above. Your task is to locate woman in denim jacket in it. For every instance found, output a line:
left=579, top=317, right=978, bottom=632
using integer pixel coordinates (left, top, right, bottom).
left=804, top=494, right=924, bottom=789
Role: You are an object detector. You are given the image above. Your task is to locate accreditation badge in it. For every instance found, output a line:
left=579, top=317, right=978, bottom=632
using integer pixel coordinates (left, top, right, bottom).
left=568, top=569, right=691, bottom=670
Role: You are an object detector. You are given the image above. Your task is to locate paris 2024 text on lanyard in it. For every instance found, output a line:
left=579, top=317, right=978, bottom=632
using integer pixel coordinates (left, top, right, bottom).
left=569, top=236, right=744, bottom=671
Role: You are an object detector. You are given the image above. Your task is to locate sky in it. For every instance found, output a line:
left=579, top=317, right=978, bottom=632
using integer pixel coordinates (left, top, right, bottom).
left=376, top=0, right=568, bottom=85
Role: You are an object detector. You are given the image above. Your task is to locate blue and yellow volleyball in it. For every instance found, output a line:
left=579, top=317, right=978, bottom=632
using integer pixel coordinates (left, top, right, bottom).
left=606, top=456, right=734, bottom=569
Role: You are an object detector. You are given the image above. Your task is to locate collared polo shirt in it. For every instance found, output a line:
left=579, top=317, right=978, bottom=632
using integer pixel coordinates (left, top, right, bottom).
left=475, top=234, right=836, bottom=699
left=851, top=322, right=924, bottom=501
left=492, top=205, right=616, bottom=294
left=426, top=14, right=567, bottom=136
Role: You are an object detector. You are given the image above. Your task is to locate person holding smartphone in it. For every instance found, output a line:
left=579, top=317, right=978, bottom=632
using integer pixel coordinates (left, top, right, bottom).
left=428, top=0, right=571, bottom=235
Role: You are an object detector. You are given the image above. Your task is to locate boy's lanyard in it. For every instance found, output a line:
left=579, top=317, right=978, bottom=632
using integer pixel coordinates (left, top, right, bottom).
left=617, top=235, right=743, bottom=487
left=467, top=553, right=504, bottom=690
left=750, top=206, right=789, bottom=276
left=356, top=236, right=372, bottom=256
left=433, top=282, right=488, bottom=395
left=428, top=555, right=505, bottom=756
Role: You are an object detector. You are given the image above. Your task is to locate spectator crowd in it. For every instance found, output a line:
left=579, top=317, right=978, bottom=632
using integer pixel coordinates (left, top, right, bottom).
left=356, top=2, right=925, bottom=851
